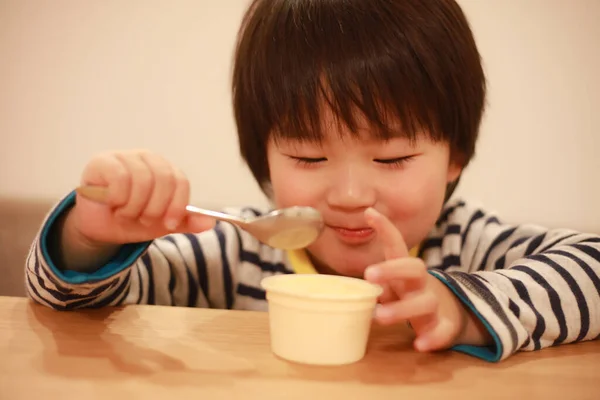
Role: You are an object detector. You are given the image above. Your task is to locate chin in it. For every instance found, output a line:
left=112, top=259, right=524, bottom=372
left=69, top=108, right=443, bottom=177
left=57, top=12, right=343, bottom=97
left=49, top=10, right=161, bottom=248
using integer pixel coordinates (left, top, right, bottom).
left=307, top=237, right=384, bottom=278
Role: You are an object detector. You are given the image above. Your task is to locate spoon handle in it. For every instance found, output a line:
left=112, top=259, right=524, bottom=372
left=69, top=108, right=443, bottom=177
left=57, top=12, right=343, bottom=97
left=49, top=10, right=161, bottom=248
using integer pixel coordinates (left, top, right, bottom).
left=75, top=185, right=245, bottom=225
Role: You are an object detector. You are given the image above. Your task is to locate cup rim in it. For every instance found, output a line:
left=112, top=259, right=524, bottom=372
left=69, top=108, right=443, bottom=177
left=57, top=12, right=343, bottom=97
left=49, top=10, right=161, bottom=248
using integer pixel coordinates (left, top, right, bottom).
left=261, top=274, right=383, bottom=301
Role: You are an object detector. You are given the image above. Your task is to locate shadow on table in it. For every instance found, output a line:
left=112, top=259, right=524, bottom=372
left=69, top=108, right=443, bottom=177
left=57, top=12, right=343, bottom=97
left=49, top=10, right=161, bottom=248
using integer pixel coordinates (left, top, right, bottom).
left=268, top=321, right=600, bottom=386
left=19, top=301, right=257, bottom=388
left=18, top=300, right=600, bottom=389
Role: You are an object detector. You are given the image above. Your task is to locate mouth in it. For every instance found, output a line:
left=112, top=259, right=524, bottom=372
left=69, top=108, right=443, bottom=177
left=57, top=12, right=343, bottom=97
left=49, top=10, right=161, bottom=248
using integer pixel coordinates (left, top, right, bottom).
left=327, top=225, right=375, bottom=244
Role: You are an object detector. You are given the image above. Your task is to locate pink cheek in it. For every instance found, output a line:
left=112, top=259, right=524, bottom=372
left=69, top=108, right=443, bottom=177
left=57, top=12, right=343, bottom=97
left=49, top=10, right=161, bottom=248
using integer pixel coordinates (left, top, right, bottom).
left=380, top=186, right=419, bottom=218
left=271, top=176, right=315, bottom=208
left=382, top=183, right=442, bottom=225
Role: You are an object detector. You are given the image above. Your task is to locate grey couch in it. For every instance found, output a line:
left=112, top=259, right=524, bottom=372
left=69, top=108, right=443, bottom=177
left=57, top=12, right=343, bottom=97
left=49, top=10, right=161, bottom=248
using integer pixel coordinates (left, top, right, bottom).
left=0, top=198, right=54, bottom=297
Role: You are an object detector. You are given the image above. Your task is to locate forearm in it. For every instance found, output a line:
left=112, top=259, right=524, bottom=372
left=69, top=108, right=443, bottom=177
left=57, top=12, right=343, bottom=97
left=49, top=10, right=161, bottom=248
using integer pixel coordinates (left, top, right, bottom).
left=456, top=299, right=493, bottom=347
left=50, top=207, right=120, bottom=273
left=429, top=275, right=493, bottom=348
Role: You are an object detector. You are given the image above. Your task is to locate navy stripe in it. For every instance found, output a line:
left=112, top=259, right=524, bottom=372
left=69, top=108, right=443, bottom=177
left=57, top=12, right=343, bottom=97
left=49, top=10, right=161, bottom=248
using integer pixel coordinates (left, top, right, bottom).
left=539, top=251, right=597, bottom=341
left=494, top=255, right=507, bottom=271
left=43, top=271, right=73, bottom=294
left=419, top=237, right=442, bottom=254
left=522, top=336, right=531, bottom=349
left=484, top=216, right=500, bottom=226
left=494, top=237, right=530, bottom=270
left=27, top=271, right=128, bottom=311
left=26, top=274, right=54, bottom=308
left=66, top=272, right=131, bottom=310
left=494, top=253, right=506, bottom=269
left=242, top=207, right=262, bottom=217
left=524, top=233, right=546, bottom=256
left=215, top=223, right=234, bottom=309
left=109, top=276, right=133, bottom=306
left=571, top=243, right=600, bottom=263
left=510, top=236, right=530, bottom=250
left=461, top=210, right=485, bottom=245
left=232, top=228, right=291, bottom=274
left=508, top=299, right=521, bottom=318
left=241, top=251, right=291, bottom=273
left=34, top=246, right=74, bottom=293
left=27, top=274, right=72, bottom=311
left=440, top=254, right=462, bottom=270
left=512, top=265, right=567, bottom=346
left=161, top=236, right=200, bottom=307
left=471, top=274, right=489, bottom=283
left=86, top=276, right=132, bottom=309
left=166, top=256, right=176, bottom=306
left=446, top=224, right=461, bottom=235
left=534, top=254, right=589, bottom=342
left=581, top=237, right=600, bottom=244
left=546, top=249, right=600, bottom=304
left=538, top=233, right=578, bottom=253
left=436, top=201, right=465, bottom=226
left=136, top=264, right=144, bottom=304
left=237, top=283, right=266, bottom=300
left=478, top=227, right=517, bottom=271
left=34, top=253, right=116, bottom=302
left=504, top=273, right=546, bottom=350
left=184, top=267, right=198, bottom=307
left=183, top=233, right=210, bottom=303
left=141, top=253, right=155, bottom=305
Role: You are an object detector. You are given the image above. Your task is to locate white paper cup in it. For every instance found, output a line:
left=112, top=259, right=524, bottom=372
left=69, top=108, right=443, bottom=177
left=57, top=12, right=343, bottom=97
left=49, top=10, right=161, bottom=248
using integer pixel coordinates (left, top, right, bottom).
left=261, top=274, right=383, bottom=366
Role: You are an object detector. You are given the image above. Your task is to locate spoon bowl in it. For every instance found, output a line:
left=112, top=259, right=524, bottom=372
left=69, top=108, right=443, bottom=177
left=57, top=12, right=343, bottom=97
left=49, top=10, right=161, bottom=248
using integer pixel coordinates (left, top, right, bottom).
left=76, top=185, right=324, bottom=250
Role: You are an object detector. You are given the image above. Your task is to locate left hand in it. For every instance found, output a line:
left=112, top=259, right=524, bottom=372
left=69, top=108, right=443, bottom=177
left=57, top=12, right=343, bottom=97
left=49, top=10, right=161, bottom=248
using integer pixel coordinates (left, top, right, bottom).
left=363, top=208, right=467, bottom=352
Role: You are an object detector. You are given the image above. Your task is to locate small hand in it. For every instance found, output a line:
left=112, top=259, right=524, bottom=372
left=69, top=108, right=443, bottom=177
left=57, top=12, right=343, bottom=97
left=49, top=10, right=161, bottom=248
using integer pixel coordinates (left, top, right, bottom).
left=73, top=149, right=215, bottom=245
left=55, top=149, right=217, bottom=273
left=363, top=207, right=467, bottom=352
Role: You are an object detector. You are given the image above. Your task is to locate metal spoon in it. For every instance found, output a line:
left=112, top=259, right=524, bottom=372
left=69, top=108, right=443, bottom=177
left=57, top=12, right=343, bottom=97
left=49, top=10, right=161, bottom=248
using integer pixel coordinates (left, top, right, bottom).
left=75, top=185, right=324, bottom=250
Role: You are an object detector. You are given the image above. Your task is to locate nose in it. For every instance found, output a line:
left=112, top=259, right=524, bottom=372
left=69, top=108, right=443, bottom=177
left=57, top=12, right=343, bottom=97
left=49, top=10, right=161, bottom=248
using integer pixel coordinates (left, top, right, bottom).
left=326, top=165, right=376, bottom=211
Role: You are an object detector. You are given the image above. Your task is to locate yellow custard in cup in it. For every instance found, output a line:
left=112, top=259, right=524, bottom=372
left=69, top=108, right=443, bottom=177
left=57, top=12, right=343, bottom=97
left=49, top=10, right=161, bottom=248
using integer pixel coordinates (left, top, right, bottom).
left=261, top=274, right=383, bottom=366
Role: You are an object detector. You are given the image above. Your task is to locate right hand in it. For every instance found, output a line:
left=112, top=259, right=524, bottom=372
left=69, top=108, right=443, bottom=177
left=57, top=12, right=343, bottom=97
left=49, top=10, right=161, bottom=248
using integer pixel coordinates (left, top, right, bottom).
left=67, top=149, right=216, bottom=246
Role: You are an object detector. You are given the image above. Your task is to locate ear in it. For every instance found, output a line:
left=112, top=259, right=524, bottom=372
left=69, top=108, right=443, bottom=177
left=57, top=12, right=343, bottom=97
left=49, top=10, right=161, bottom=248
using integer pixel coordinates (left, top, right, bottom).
left=447, top=160, right=463, bottom=183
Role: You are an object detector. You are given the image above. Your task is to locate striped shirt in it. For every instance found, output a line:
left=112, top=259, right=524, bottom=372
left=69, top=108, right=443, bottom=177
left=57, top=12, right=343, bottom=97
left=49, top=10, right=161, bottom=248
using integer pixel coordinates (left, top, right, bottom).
left=25, top=191, right=600, bottom=362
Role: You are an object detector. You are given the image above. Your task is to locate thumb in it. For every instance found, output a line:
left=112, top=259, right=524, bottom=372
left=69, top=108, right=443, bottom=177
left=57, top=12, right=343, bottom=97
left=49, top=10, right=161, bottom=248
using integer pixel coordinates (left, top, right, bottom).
left=179, top=214, right=216, bottom=233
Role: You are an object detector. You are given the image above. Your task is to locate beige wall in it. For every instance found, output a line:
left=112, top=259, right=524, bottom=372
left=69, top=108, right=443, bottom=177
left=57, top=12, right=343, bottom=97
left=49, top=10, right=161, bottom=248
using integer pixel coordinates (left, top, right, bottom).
left=1, top=0, right=598, bottom=233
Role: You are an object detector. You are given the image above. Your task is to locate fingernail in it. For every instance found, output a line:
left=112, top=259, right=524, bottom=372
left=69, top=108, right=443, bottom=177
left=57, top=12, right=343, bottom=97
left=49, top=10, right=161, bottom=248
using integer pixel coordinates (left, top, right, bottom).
left=414, top=337, right=428, bottom=351
left=364, top=266, right=380, bottom=281
left=375, top=305, right=394, bottom=320
left=165, top=218, right=179, bottom=231
left=372, top=304, right=382, bottom=318
left=365, top=207, right=378, bottom=220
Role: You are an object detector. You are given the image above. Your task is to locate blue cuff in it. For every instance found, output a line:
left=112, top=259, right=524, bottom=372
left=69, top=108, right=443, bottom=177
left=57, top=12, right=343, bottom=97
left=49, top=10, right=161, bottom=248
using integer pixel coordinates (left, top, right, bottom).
left=40, top=190, right=152, bottom=284
left=428, top=270, right=503, bottom=362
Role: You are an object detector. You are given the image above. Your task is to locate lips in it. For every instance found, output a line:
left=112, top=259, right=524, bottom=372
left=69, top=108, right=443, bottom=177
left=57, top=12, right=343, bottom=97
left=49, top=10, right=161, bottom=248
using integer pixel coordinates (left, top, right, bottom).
left=328, top=225, right=375, bottom=244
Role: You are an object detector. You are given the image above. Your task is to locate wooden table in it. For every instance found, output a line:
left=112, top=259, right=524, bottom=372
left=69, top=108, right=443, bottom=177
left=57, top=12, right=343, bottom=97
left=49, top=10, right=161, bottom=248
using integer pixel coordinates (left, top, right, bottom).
left=1, top=296, right=599, bottom=399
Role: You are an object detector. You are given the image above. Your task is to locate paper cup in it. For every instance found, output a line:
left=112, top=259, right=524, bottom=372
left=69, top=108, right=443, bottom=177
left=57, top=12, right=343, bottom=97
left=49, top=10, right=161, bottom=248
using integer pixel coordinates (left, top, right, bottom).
left=261, top=274, right=383, bottom=366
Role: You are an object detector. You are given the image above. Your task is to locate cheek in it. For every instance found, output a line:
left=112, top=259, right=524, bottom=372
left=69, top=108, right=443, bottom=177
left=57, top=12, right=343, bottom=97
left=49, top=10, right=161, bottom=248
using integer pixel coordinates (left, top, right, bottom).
left=270, top=166, right=323, bottom=209
left=382, top=162, right=449, bottom=230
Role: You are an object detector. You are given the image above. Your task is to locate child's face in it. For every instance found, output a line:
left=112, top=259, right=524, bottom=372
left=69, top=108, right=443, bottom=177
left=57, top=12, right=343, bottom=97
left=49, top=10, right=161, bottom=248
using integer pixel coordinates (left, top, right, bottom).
left=267, top=113, right=462, bottom=277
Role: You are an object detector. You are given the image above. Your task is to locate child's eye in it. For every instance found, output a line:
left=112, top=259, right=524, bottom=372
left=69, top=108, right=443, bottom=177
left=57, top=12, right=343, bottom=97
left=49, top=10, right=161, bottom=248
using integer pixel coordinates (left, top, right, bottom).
left=374, top=156, right=415, bottom=168
left=289, top=156, right=327, bottom=167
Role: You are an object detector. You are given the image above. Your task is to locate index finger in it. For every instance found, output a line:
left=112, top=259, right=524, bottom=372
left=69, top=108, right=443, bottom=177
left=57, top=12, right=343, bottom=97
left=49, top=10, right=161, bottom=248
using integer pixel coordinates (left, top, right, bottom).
left=364, top=207, right=409, bottom=260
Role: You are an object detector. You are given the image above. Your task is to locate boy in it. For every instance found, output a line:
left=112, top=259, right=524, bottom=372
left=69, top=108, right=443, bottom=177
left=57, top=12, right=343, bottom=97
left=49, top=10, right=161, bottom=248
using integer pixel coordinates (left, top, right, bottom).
left=26, top=0, right=599, bottom=363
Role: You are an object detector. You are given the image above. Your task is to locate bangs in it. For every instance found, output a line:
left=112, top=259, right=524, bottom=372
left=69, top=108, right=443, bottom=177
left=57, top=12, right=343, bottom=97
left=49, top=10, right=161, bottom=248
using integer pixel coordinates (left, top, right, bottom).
left=233, top=0, right=446, bottom=144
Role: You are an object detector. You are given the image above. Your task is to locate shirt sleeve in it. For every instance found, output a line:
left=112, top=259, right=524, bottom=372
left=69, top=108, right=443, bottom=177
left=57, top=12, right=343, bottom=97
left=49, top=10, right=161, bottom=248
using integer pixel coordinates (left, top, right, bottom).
left=25, top=190, right=265, bottom=311
left=421, top=199, right=600, bottom=362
